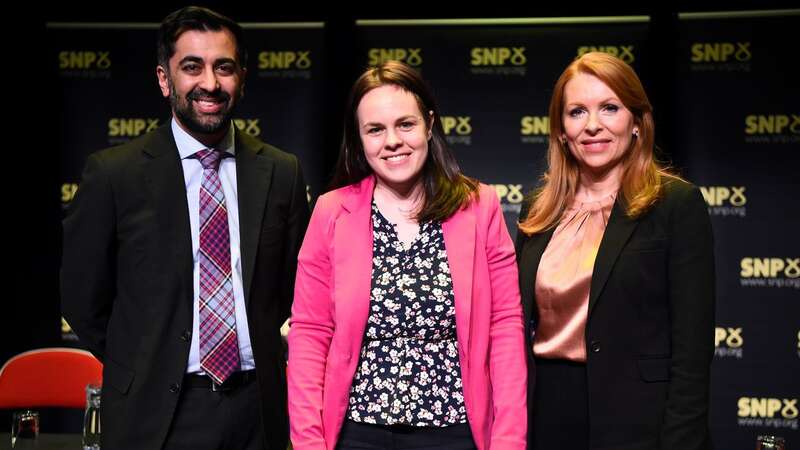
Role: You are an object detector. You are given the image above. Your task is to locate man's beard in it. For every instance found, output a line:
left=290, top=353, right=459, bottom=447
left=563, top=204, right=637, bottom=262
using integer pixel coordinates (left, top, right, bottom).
left=168, top=77, right=239, bottom=136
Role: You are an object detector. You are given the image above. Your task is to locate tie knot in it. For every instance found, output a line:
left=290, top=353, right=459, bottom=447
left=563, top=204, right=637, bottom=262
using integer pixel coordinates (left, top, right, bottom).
left=194, top=149, right=225, bottom=171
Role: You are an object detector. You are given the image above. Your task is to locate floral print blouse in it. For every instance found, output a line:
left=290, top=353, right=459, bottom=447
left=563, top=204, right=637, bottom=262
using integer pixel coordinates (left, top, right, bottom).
left=346, top=201, right=467, bottom=427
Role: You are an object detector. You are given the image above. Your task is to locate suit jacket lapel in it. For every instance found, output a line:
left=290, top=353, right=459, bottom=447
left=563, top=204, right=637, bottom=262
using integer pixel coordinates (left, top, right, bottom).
left=588, top=198, right=639, bottom=317
left=334, top=177, right=375, bottom=358
left=442, top=204, right=475, bottom=360
left=518, top=227, right=555, bottom=329
left=235, top=130, right=274, bottom=308
left=142, top=125, right=193, bottom=316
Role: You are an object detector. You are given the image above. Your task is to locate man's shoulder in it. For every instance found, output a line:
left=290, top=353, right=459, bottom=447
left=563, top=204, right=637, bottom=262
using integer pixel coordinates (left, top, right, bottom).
left=91, top=124, right=171, bottom=167
left=237, top=131, right=298, bottom=168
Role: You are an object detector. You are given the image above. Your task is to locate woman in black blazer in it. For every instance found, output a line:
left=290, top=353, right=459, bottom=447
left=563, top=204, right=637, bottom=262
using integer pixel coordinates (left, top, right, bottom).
left=517, top=52, right=715, bottom=450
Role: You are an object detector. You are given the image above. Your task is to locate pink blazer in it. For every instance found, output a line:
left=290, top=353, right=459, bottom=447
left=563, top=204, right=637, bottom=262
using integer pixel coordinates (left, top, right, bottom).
left=288, top=176, right=527, bottom=450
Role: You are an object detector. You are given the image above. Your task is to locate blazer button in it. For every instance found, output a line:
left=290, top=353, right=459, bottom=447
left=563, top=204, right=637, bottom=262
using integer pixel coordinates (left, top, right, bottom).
left=590, top=340, right=601, bottom=353
left=180, top=329, right=191, bottom=342
left=169, top=383, right=181, bottom=394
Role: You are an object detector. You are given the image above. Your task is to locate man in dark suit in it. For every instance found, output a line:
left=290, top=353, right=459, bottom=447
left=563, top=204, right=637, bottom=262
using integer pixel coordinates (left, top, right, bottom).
left=61, top=7, right=309, bottom=450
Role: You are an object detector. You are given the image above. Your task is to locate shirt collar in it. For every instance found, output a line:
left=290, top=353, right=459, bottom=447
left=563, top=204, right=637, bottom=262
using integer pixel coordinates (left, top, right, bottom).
left=171, top=117, right=236, bottom=160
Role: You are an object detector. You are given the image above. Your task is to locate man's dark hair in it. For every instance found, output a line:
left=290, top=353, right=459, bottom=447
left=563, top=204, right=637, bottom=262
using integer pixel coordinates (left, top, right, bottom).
left=157, top=6, right=248, bottom=69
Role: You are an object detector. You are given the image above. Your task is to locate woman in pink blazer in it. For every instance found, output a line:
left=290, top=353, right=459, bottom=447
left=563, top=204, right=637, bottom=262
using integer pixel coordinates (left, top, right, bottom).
left=287, top=61, right=527, bottom=450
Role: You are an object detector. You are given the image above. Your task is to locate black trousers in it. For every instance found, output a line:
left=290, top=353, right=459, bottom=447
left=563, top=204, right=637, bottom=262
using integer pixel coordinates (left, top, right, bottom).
left=162, top=372, right=264, bottom=450
left=336, top=419, right=477, bottom=450
left=531, top=358, right=589, bottom=450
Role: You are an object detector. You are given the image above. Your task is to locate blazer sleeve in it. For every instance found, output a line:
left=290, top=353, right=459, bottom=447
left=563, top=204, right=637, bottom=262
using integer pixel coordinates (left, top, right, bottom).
left=287, top=197, right=335, bottom=450
left=661, top=185, right=715, bottom=449
left=60, top=153, right=116, bottom=362
left=482, top=189, right=528, bottom=449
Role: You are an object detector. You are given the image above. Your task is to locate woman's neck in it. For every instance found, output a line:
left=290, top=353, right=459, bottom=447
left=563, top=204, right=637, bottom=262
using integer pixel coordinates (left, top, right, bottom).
left=576, top=165, right=622, bottom=202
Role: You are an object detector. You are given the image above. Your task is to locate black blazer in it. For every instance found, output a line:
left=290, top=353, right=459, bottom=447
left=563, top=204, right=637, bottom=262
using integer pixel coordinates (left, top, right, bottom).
left=516, top=179, right=715, bottom=450
left=61, top=124, right=310, bottom=450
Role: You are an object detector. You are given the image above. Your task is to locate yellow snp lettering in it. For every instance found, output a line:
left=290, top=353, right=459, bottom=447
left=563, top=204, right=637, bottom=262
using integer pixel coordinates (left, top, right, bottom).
left=714, top=327, right=743, bottom=348
left=691, top=42, right=751, bottom=62
left=367, top=48, right=422, bottom=66
left=738, top=398, right=781, bottom=417
left=745, top=115, right=800, bottom=134
left=769, top=259, right=784, bottom=277
left=738, top=398, right=799, bottom=418
left=492, top=184, right=524, bottom=204
left=58, top=51, right=111, bottom=69
left=108, top=118, right=159, bottom=137
left=740, top=258, right=781, bottom=278
left=520, top=116, right=549, bottom=135
left=470, top=47, right=526, bottom=66
left=740, top=258, right=800, bottom=278
left=699, top=186, right=746, bottom=206
left=441, top=116, right=472, bottom=135
left=700, top=186, right=729, bottom=205
left=258, top=51, right=311, bottom=69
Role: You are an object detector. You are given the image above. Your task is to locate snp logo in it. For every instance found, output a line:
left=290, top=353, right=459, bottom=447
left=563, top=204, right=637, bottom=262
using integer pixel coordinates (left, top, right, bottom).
left=234, top=119, right=261, bottom=137
left=740, top=258, right=800, bottom=279
left=577, top=45, right=634, bottom=63
left=108, top=118, right=159, bottom=137
left=745, top=115, right=800, bottom=135
left=368, top=48, right=422, bottom=67
left=441, top=116, right=472, bottom=146
left=715, top=327, right=743, bottom=348
left=441, top=116, right=471, bottom=135
left=258, top=51, right=311, bottom=70
left=492, top=184, right=524, bottom=204
left=715, top=327, right=743, bottom=358
left=738, top=398, right=799, bottom=419
left=59, top=51, right=111, bottom=69
left=520, top=116, right=549, bottom=136
left=691, top=42, right=752, bottom=62
left=699, top=186, right=746, bottom=206
left=470, top=47, right=526, bottom=66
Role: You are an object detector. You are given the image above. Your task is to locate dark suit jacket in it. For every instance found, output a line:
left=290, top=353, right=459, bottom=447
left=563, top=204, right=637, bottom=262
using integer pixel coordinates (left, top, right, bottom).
left=516, top=179, right=715, bottom=450
left=61, top=124, right=310, bottom=450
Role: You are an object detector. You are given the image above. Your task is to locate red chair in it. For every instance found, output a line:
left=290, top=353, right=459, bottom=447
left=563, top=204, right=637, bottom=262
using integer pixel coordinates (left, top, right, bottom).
left=0, top=348, right=102, bottom=409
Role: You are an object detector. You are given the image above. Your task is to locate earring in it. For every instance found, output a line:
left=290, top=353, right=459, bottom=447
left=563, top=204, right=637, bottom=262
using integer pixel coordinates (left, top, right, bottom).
left=633, top=129, right=640, bottom=138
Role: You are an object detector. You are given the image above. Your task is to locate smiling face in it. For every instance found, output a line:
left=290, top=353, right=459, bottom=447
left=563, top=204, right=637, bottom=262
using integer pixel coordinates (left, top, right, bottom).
left=156, top=28, right=245, bottom=143
left=561, top=72, right=637, bottom=180
left=357, top=84, right=432, bottom=195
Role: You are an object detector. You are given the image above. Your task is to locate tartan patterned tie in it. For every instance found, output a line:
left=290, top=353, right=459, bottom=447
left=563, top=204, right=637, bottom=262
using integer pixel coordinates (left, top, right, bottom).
left=194, top=149, right=240, bottom=385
